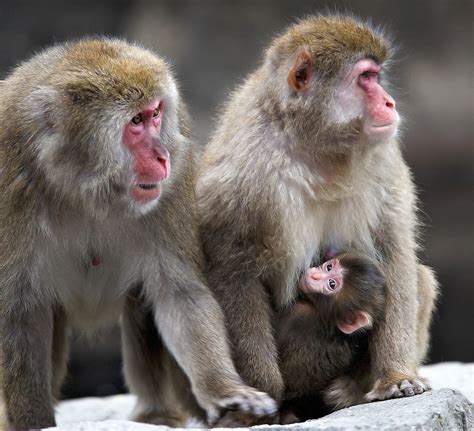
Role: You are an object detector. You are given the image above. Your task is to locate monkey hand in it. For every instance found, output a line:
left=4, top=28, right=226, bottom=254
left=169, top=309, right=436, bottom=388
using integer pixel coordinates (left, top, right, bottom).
left=206, top=386, right=278, bottom=427
left=213, top=410, right=280, bottom=428
left=365, top=372, right=431, bottom=401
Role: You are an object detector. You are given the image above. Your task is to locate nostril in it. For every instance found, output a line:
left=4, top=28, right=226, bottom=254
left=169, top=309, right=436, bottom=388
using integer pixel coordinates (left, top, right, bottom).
left=386, top=101, right=395, bottom=109
left=156, top=156, right=168, bottom=167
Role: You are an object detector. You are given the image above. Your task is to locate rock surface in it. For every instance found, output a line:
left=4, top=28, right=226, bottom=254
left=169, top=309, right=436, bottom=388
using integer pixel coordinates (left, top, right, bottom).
left=48, top=362, right=473, bottom=430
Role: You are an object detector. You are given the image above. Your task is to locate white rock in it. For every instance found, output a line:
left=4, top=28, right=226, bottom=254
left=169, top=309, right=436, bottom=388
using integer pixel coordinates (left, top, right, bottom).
left=420, top=361, right=474, bottom=402
left=47, top=362, right=474, bottom=430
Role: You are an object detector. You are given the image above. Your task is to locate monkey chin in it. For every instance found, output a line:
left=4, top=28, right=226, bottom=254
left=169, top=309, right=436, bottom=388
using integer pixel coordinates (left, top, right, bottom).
left=124, top=186, right=163, bottom=217
left=364, top=117, right=400, bottom=144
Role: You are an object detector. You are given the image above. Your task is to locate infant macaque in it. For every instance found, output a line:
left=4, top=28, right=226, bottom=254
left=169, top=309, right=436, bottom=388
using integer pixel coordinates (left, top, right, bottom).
left=277, top=252, right=386, bottom=422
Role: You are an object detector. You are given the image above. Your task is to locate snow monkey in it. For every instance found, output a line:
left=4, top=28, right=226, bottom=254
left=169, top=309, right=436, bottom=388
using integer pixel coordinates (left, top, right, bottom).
left=277, top=252, right=386, bottom=422
left=197, top=15, right=439, bottom=425
left=0, top=38, right=276, bottom=430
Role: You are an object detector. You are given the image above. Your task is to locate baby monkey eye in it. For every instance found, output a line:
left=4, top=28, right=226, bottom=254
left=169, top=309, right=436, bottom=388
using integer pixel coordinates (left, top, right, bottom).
left=328, top=279, right=336, bottom=290
left=325, top=263, right=333, bottom=271
left=131, top=114, right=143, bottom=125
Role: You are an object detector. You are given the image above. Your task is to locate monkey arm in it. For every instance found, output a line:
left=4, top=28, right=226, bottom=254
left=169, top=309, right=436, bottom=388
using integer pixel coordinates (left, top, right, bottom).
left=0, top=207, right=56, bottom=427
left=146, top=251, right=276, bottom=425
left=209, top=267, right=285, bottom=402
left=0, top=268, right=56, bottom=428
left=367, top=162, right=429, bottom=399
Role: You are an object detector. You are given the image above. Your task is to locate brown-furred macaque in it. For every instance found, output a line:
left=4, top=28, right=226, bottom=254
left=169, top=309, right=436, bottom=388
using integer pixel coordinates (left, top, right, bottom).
left=197, top=14, right=439, bottom=425
left=277, top=252, right=387, bottom=422
left=0, top=38, right=276, bottom=430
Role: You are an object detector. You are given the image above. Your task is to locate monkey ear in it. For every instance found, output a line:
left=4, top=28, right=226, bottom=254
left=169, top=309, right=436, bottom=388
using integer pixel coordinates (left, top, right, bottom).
left=287, top=51, right=313, bottom=92
left=337, top=311, right=371, bottom=335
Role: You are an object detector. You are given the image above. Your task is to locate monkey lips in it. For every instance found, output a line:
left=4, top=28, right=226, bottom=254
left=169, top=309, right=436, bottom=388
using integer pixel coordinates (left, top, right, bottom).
left=131, top=155, right=170, bottom=203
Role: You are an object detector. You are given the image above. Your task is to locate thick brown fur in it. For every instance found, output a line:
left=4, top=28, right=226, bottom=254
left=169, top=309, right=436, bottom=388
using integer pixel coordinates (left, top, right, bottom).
left=277, top=252, right=385, bottom=421
left=197, top=14, right=439, bottom=423
left=0, top=38, right=275, bottom=430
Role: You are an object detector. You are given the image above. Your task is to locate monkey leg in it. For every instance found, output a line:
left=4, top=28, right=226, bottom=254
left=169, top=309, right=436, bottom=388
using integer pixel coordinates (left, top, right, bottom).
left=121, top=287, right=204, bottom=427
left=416, top=264, right=440, bottom=364
left=0, top=298, right=56, bottom=429
left=51, top=307, right=69, bottom=401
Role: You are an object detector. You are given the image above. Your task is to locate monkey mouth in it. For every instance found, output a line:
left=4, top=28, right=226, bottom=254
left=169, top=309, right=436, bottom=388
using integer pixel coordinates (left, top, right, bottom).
left=138, top=183, right=159, bottom=190
left=366, top=122, right=398, bottom=138
left=373, top=123, right=391, bottom=128
left=132, top=183, right=161, bottom=202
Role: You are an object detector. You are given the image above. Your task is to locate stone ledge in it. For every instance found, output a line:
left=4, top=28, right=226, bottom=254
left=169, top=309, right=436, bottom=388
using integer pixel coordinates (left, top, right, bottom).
left=48, top=362, right=474, bottom=430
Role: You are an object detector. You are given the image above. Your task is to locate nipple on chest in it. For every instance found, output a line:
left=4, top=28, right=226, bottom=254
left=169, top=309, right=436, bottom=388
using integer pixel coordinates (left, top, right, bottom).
left=91, top=256, right=102, bottom=267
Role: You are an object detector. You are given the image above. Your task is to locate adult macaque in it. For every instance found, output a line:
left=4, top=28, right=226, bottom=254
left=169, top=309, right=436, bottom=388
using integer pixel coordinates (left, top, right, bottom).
left=278, top=252, right=387, bottom=422
left=0, top=38, right=276, bottom=430
left=197, top=15, right=439, bottom=423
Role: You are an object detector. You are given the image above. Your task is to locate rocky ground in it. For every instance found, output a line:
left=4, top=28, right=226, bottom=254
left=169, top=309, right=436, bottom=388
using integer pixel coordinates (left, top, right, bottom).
left=47, top=362, right=473, bottom=430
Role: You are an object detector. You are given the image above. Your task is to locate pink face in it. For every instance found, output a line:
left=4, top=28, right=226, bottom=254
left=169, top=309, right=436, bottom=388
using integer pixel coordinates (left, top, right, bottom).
left=336, top=58, right=400, bottom=141
left=123, top=98, right=170, bottom=203
left=300, top=258, right=344, bottom=296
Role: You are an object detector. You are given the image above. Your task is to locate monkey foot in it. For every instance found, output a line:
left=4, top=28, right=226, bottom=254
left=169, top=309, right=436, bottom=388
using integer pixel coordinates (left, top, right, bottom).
left=365, top=375, right=431, bottom=401
left=207, top=387, right=278, bottom=426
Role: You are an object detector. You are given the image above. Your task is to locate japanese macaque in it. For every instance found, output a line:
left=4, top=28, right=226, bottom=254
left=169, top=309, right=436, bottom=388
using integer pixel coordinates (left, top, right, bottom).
left=197, top=14, right=439, bottom=425
left=0, top=38, right=276, bottom=430
left=277, top=252, right=387, bottom=422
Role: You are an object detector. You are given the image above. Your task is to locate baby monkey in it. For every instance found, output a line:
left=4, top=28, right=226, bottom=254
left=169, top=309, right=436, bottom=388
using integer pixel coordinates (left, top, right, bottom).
left=277, top=252, right=387, bottom=422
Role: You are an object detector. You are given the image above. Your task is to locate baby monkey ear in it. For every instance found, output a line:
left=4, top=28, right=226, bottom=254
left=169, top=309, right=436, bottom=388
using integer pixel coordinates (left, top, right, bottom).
left=337, top=311, right=371, bottom=335
left=287, top=51, right=313, bottom=92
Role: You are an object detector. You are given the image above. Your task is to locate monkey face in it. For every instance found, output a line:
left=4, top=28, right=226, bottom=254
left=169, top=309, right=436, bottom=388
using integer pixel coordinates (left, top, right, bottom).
left=333, top=59, right=400, bottom=143
left=277, top=16, right=398, bottom=151
left=123, top=98, right=170, bottom=204
left=299, top=258, right=344, bottom=297
left=26, top=39, right=184, bottom=217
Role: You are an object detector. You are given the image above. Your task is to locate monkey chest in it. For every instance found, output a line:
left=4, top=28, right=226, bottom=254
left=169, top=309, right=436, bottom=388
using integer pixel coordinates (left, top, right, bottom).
left=40, top=242, right=134, bottom=331
left=288, top=197, right=378, bottom=258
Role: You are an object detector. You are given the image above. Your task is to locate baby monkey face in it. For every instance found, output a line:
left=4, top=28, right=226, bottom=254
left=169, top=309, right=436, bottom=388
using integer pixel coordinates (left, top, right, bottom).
left=300, top=259, right=344, bottom=296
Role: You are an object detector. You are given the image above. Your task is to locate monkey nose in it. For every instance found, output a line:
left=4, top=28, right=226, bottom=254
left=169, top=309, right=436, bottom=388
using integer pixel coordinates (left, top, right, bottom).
left=309, top=270, right=324, bottom=281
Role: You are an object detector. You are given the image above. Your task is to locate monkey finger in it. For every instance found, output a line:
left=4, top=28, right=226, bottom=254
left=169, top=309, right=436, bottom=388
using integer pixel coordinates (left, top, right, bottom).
left=206, top=406, right=221, bottom=427
left=209, top=388, right=277, bottom=426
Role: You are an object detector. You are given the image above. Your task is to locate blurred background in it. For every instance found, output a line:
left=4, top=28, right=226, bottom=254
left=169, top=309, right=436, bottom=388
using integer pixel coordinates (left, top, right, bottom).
left=0, top=0, right=471, bottom=399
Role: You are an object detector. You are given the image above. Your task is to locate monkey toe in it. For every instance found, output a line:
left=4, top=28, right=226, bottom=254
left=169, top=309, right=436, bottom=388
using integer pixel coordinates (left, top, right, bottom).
left=366, top=375, right=431, bottom=402
left=400, top=379, right=415, bottom=397
left=413, top=378, right=430, bottom=394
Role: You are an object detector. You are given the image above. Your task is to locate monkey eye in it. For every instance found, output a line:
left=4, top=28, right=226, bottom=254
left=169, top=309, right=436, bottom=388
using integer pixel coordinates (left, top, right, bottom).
left=359, top=71, right=378, bottom=81
left=325, top=262, right=333, bottom=272
left=328, top=279, right=337, bottom=290
left=152, top=107, right=160, bottom=117
left=131, top=114, right=143, bottom=125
